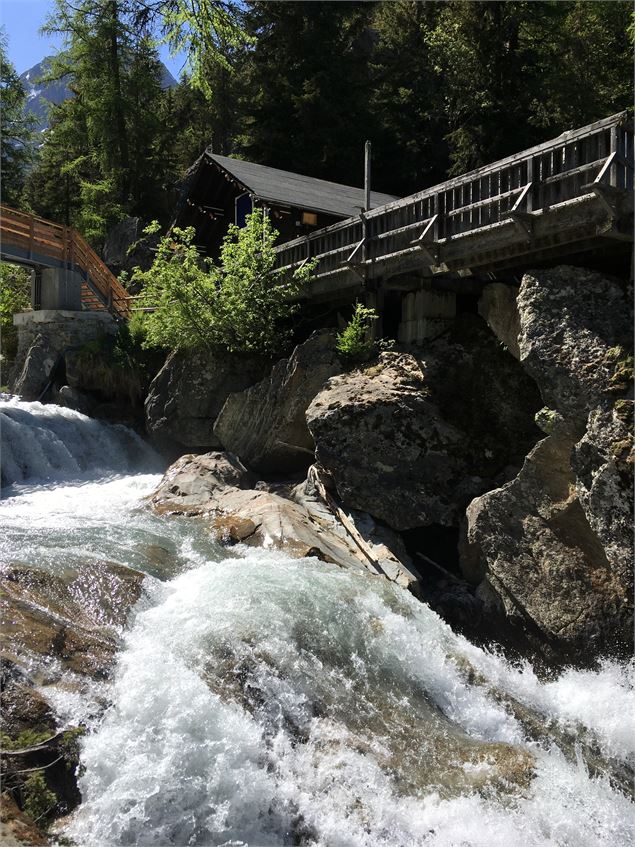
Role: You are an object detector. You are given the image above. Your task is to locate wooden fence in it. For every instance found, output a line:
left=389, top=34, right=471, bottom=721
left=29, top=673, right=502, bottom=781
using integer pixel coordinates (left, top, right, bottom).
left=274, top=111, right=633, bottom=281
left=0, top=204, right=130, bottom=318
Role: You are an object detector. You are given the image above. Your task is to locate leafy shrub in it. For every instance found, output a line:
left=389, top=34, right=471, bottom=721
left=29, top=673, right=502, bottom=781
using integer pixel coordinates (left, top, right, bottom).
left=131, top=210, right=315, bottom=356
left=0, top=262, right=31, bottom=368
left=336, top=303, right=379, bottom=362
left=22, top=771, right=57, bottom=823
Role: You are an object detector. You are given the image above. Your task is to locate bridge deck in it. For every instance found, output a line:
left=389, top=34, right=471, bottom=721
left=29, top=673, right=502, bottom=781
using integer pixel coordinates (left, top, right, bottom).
left=0, top=205, right=130, bottom=318
left=275, top=112, right=633, bottom=300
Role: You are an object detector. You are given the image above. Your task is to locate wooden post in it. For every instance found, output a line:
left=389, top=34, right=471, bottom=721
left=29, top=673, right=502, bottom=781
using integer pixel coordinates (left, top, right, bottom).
left=364, top=141, right=371, bottom=213
left=526, top=157, right=534, bottom=211
left=610, top=126, right=618, bottom=187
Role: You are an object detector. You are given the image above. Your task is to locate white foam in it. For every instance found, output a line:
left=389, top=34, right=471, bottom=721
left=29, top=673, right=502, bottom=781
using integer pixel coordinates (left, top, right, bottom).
left=1, top=401, right=631, bottom=846
left=0, top=397, right=160, bottom=487
left=65, top=552, right=635, bottom=847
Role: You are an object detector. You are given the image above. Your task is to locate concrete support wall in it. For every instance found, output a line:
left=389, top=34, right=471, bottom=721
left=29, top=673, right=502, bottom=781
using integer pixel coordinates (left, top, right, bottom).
left=398, top=289, right=456, bottom=344
left=39, top=267, right=83, bottom=311
left=364, top=290, right=384, bottom=340
left=10, top=310, right=117, bottom=400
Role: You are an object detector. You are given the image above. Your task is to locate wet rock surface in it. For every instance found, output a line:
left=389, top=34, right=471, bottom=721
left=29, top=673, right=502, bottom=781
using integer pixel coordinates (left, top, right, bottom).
left=214, top=330, right=342, bottom=474
left=0, top=560, right=146, bottom=842
left=461, top=267, right=634, bottom=661
left=1, top=560, right=146, bottom=679
left=145, top=347, right=269, bottom=456
left=306, top=317, right=541, bottom=531
left=149, top=454, right=420, bottom=593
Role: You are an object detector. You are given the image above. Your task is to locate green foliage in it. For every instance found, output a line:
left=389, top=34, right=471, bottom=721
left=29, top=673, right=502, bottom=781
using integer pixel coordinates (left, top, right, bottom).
left=157, top=0, right=250, bottom=101
left=18, top=0, right=634, bottom=242
left=0, top=36, right=35, bottom=207
left=22, top=771, right=57, bottom=823
left=240, top=2, right=374, bottom=186
left=0, top=263, right=31, bottom=368
left=336, top=303, right=379, bottom=362
left=74, top=323, right=151, bottom=405
left=26, top=1, right=174, bottom=241
left=0, top=729, right=53, bottom=750
left=132, top=210, right=314, bottom=355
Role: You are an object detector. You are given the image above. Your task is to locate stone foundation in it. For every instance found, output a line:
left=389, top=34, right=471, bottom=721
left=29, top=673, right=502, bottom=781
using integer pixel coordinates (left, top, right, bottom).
left=11, top=310, right=117, bottom=401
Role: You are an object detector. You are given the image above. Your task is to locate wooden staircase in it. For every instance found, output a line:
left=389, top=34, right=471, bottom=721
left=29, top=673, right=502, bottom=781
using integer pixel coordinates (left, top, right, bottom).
left=0, top=204, right=130, bottom=318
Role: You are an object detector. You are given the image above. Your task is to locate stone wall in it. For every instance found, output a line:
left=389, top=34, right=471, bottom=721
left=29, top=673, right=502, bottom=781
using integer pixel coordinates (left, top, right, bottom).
left=10, top=310, right=117, bottom=401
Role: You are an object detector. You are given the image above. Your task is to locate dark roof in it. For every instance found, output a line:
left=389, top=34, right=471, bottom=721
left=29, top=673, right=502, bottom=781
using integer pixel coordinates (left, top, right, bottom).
left=208, top=153, right=399, bottom=218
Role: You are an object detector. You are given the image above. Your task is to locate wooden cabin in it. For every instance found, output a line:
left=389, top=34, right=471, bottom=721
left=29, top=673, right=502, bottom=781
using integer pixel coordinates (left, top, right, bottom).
left=173, top=150, right=399, bottom=256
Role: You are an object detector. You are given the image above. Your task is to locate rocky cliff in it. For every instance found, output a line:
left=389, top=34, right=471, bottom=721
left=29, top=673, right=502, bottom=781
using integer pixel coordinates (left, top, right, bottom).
left=461, top=267, right=633, bottom=662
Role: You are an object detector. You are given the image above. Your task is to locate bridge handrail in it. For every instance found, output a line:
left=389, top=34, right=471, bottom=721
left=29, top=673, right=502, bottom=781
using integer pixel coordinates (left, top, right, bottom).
left=0, top=204, right=130, bottom=318
left=274, top=111, right=633, bottom=274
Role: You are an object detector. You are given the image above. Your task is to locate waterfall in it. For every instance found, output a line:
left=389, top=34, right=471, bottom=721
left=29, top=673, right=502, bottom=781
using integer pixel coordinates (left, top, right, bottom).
left=0, top=397, right=160, bottom=487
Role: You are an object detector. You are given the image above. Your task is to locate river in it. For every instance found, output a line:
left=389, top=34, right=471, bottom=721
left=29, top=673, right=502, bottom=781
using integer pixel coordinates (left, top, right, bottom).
left=1, top=398, right=633, bottom=846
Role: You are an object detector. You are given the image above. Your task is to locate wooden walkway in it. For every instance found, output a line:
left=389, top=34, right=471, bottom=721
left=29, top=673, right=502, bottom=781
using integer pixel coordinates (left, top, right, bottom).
left=274, top=112, right=633, bottom=300
left=0, top=205, right=129, bottom=318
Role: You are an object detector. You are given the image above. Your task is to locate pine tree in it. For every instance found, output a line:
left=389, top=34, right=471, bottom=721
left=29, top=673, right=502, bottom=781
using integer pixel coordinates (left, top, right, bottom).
left=239, top=2, right=377, bottom=186
left=27, top=1, right=170, bottom=242
left=0, top=36, right=34, bottom=208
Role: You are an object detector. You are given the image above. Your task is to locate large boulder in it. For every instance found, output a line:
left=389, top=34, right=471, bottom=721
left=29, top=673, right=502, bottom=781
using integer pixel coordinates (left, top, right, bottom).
left=11, top=333, right=58, bottom=401
left=517, top=266, right=632, bottom=431
left=572, top=400, right=634, bottom=577
left=462, top=430, right=632, bottom=660
left=461, top=267, right=633, bottom=661
left=478, top=282, right=521, bottom=359
left=214, top=330, right=341, bottom=473
left=306, top=317, right=541, bottom=531
left=144, top=347, right=269, bottom=456
left=149, top=453, right=420, bottom=592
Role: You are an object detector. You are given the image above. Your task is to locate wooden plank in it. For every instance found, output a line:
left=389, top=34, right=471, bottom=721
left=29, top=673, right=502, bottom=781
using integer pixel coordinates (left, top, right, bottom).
left=541, top=156, right=607, bottom=185
left=446, top=185, right=523, bottom=217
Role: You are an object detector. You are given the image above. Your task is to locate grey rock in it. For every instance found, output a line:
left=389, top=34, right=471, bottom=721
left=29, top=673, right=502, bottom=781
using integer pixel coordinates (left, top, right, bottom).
left=517, top=266, right=631, bottom=431
left=55, top=385, right=94, bottom=415
left=572, top=401, right=634, bottom=577
left=462, top=432, right=632, bottom=660
left=11, top=334, right=57, bottom=401
left=214, top=330, right=341, bottom=473
left=145, top=347, right=269, bottom=455
left=149, top=451, right=257, bottom=514
left=306, top=317, right=541, bottom=531
left=460, top=267, right=634, bottom=661
left=102, top=217, right=157, bottom=280
left=149, top=454, right=420, bottom=592
left=478, top=282, right=521, bottom=359
left=10, top=311, right=116, bottom=400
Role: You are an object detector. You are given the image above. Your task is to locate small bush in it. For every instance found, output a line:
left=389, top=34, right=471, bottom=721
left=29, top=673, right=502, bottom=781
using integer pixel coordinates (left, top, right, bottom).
left=22, top=771, right=57, bottom=823
left=336, top=303, right=379, bottom=362
left=0, top=262, right=31, bottom=368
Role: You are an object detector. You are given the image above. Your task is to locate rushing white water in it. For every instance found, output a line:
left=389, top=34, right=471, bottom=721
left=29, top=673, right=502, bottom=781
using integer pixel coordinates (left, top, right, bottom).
left=0, top=396, right=160, bottom=486
left=1, top=399, right=633, bottom=847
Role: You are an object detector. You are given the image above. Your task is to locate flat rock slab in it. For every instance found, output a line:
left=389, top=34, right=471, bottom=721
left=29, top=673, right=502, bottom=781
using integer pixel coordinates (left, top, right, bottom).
left=149, top=453, right=420, bottom=593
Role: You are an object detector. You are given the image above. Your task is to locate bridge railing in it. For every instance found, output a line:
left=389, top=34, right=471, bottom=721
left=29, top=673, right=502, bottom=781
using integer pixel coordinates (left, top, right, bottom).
left=274, top=111, right=633, bottom=278
left=0, top=204, right=130, bottom=318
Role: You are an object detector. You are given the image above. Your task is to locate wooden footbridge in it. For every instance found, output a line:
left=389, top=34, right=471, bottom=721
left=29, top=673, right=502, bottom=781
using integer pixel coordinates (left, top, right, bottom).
left=0, top=205, right=129, bottom=318
left=274, top=112, right=633, bottom=301
left=1, top=113, right=631, bottom=322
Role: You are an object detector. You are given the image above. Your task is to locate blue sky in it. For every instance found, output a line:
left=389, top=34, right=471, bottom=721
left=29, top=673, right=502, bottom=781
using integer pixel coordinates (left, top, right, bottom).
left=0, top=0, right=185, bottom=78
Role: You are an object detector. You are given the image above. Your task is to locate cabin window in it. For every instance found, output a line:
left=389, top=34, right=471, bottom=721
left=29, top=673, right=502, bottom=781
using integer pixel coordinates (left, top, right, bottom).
left=302, top=211, right=318, bottom=226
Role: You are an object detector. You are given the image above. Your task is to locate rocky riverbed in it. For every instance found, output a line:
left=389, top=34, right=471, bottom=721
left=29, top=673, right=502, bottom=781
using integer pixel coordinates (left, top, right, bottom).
left=2, top=265, right=633, bottom=843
